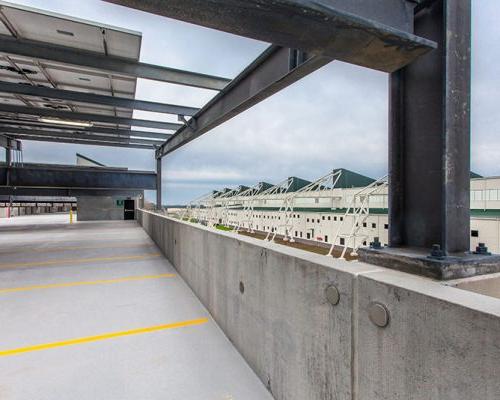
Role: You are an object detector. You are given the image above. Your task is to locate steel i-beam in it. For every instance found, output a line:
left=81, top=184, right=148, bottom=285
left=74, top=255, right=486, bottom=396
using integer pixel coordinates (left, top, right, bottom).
left=0, top=104, right=182, bottom=130
left=157, top=46, right=332, bottom=157
left=0, top=34, right=230, bottom=91
left=0, top=81, right=200, bottom=116
left=0, top=119, right=171, bottom=140
left=104, top=0, right=436, bottom=73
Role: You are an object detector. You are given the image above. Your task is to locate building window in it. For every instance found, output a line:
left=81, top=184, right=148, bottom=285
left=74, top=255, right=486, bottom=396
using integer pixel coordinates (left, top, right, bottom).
left=328, top=216, right=331, bottom=221
left=307, top=218, right=310, bottom=222
left=307, top=233, right=311, bottom=239
left=322, top=216, right=325, bottom=221
left=295, top=231, right=298, bottom=236
left=363, top=241, right=367, bottom=246
left=372, top=223, right=376, bottom=228
left=325, top=235, right=328, bottom=242
left=300, top=232, right=303, bottom=238
left=317, top=219, right=320, bottom=223
left=363, top=222, right=367, bottom=228
left=340, top=217, right=343, bottom=221
left=340, top=238, right=345, bottom=245
left=334, top=216, right=337, bottom=221
left=384, top=224, right=389, bottom=230
left=471, top=190, right=483, bottom=201
left=471, top=230, right=479, bottom=237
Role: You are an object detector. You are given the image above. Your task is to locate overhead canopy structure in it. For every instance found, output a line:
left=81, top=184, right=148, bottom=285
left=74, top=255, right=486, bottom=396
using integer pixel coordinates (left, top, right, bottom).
left=0, top=0, right=227, bottom=150
left=100, top=1, right=477, bottom=274
left=0, top=0, right=478, bottom=273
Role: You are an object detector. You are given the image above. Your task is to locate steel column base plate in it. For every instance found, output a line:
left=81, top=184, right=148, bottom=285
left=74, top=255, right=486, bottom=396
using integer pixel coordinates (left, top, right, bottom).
left=358, top=247, right=500, bottom=280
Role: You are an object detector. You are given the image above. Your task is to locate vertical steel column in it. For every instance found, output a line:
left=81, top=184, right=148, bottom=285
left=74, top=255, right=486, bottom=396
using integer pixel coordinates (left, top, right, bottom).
left=5, top=147, right=10, bottom=165
left=389, top=0, right=471, bottom=254
left=156, top=157, right=162, bottom=209
left=5, top=147, right=11, bottom=218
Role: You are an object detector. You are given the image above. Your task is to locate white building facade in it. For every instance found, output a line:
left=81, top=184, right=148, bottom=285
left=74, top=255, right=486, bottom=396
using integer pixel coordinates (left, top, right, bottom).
left=179, top=171, right=500, bottom=255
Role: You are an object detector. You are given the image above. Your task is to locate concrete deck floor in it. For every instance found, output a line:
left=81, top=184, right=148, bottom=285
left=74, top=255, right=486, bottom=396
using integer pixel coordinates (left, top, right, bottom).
left=0, top=214, right=272, bottom=400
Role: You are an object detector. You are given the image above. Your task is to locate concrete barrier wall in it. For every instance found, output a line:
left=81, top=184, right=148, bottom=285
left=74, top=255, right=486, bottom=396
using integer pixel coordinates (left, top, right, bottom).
left=138, top=210, right=500, bottom=400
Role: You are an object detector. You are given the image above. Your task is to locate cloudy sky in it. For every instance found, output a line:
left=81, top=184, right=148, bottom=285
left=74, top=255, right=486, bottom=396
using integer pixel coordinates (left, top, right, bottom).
left=5, top=0, right=500, bottom=205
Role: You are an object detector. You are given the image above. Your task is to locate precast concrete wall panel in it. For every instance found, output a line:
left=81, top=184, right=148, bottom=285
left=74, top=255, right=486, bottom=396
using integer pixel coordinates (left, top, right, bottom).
left=356, top=271, right=500, bottom=400
left=138, top=210, right=500, bottom=400
left=138, top=210, right=377, bottom=400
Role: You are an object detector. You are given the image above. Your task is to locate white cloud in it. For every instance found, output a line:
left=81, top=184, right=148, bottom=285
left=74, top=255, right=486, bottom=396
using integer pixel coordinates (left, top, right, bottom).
left=165, top=168, right=247, bottom=183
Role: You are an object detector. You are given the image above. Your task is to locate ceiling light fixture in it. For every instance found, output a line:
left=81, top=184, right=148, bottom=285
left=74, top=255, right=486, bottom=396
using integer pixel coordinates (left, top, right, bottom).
left=38, top=117, right=93, bottom=128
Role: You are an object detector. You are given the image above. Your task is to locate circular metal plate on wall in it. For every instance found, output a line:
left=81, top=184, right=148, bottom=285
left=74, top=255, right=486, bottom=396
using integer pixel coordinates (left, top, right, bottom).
left=369, top=302, right=390, bottom=327
left=325, top=285, right=340, bottom=305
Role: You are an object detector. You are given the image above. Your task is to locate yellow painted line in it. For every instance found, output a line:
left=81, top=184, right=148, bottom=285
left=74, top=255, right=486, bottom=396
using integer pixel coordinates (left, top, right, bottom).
left=0, top=242, right=156, bottom=256
left=0, top=318, right=209, bottom=357
left=0, top=273, right=176, bottom=294
left=0, top=253, right=161, bottom=270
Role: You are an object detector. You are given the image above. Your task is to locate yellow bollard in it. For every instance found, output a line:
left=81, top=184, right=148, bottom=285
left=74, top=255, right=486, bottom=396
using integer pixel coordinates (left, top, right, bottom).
left=69, top=209, right=73, bottom=224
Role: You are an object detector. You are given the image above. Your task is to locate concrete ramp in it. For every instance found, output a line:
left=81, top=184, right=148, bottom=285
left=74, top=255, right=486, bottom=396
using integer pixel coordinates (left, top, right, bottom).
left=0, top=215, right=272, bottom=400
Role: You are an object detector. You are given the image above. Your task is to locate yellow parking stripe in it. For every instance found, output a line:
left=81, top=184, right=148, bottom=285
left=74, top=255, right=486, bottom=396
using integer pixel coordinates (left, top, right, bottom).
left=0, top=273, right=176, bottom=294
left=0, top=253, right=161, bottom=270
left=0, top=242, right=156, bottom=256
left=0, top=318, right=209, bottom=357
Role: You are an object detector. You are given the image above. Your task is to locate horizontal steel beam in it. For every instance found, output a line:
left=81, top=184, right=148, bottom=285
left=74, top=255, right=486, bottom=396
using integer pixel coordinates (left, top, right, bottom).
left=3, top=127, right=161, bottom=145
left=0, top=104, right=181, bottom=130
left=0, top=34, right=230, bottom=90
left=0, top=199, right=75, bottom=204
left=10, top=134, right=155, bottom=150
left=0, top=187, right=144, bottom=197
left=0, top=81, right=200, bottom=116
left=0, top=119, right=172, bottom=140
left=158, top=45, right=332, bottom=157
left=0, top=164, right=156, bottom=190
left=105, top=0, right=436, bottom=73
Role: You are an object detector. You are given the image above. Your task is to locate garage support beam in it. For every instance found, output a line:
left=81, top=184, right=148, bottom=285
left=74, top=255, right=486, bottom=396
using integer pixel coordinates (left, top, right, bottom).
left=0, top=120, right=171, bottom=140
left=0, top=34, right=230, bottom=91
left=0, top=164, right=156, bottom=190
left=3, top=127, right=161, bottom=145
left=104, top=0, right=436, bottom=73
left=157, top=45, right=332, bottom=157
left=0, top=104, right=182, bottom=130
left=10, top=134, right=155, bottom=150
left=0, top=81, right=200, bottom=117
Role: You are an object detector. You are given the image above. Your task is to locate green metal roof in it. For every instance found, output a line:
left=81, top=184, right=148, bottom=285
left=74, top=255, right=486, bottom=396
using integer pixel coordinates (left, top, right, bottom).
left=257, top=182, right=274, bottom=193
left=286, top=177, right=311, bottom=192
left=333, top=168, right=375, bottom=188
